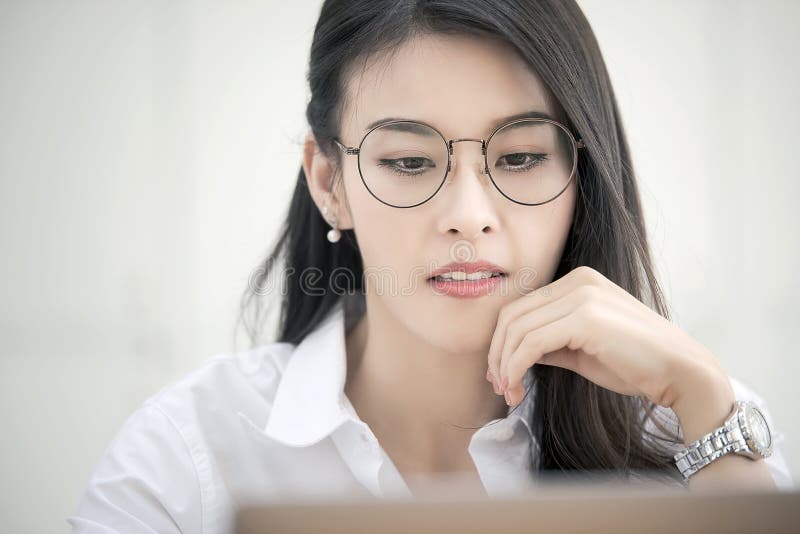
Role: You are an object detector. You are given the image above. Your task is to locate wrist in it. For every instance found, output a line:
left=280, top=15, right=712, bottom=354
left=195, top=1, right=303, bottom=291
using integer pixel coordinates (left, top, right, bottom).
left=670, top=362, right=736, bottom=445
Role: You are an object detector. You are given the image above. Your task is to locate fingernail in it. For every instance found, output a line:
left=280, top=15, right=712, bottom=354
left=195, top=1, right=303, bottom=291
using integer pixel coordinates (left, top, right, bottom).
left=485, top=369, right=492, bottom=383
left=504, top=391, right=511, bottom=406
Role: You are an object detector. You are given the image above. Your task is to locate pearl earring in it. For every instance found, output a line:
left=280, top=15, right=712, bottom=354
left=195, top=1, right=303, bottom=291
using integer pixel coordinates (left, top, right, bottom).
left=322, top=205, right=341, bottom=243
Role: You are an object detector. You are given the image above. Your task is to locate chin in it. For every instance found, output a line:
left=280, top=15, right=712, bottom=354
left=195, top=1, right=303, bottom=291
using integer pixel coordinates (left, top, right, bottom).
left=380, top=294, right=500, bottom=354
left=417, top=317, right=495, bottom=355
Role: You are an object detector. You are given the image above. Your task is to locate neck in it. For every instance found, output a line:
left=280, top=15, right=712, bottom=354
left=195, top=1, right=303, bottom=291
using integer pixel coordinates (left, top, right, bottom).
left=344, top=294, right=509, bottom=474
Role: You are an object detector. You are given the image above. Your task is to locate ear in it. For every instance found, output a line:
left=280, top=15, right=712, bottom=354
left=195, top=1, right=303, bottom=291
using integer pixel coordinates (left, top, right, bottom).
left=302, top=130, right=354, bottom=231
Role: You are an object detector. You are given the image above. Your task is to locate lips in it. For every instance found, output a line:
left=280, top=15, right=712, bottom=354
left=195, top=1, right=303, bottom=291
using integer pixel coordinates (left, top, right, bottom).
left=428, top=260, right=507, bottom=280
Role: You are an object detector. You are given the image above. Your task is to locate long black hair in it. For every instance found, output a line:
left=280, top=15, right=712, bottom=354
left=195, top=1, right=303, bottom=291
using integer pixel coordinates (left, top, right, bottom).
left=238, top=0, right=685, bottom=484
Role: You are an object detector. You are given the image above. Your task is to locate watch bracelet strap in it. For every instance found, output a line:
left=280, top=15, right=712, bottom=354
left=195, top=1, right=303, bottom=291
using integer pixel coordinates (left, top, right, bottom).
left=673, top=401, right=748, bottom=480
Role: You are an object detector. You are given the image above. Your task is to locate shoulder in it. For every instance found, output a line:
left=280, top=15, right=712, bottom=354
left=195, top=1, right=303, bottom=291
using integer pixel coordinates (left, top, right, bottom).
left=147, top=341, right=296, bottom=426
left=68, top=341, right=298, bottom=533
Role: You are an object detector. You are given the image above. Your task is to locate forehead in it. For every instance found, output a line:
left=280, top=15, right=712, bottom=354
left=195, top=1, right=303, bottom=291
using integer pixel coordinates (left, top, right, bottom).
left=340, top=33, right=560, bottom=142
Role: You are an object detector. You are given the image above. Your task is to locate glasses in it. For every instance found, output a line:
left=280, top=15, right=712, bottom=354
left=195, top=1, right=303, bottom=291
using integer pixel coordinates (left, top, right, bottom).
left=332, top=117, right=584, bottom=208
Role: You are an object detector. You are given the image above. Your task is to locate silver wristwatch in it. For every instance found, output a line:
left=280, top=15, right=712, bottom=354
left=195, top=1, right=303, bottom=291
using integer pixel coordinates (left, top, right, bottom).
left=673, top=400, right=773, bottom=480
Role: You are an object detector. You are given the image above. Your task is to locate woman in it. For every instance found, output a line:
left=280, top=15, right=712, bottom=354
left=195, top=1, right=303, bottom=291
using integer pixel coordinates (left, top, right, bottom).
left=69, top=0, right=793, bottom=532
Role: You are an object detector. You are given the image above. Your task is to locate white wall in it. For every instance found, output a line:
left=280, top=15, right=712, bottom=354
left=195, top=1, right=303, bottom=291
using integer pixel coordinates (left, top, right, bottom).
left=0, top=1, right=797, bottom=531
left=581, top=0, right=800, bottom=485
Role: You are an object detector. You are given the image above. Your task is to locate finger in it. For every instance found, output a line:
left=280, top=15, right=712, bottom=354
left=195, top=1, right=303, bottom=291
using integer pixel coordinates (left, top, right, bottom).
left=488, top=266, right=595, bottom=388
left=503, top=320, right=646, bottom=407
left=538, top=349, right=579, bottom=372
left=502, top=349, right=574, bottom=407
left=506, top=351, right=640, bottom=407
left=502, top=315, right=580, bottom=395
left=487, top=291, right=543, bottom=393
left=503, top=348, right=578, bottom=406
left=498, top=284, right=603, bottom=389
left=536, top=350, right=644, bottom=397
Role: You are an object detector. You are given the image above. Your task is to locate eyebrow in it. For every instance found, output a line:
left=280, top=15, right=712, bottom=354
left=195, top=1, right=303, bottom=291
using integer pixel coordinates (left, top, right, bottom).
left=364, top=109, right=556, bottom=134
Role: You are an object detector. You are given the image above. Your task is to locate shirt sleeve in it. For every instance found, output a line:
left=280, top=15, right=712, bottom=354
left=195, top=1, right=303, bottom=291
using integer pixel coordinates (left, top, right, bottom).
left=728, top=376, right=795, bottom=491
left=67, top=402, right=203, bottom=533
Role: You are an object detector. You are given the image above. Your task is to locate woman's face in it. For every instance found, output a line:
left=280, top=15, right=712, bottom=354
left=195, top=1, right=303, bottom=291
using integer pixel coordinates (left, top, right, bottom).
left=309, top=33, right=576, bottom=354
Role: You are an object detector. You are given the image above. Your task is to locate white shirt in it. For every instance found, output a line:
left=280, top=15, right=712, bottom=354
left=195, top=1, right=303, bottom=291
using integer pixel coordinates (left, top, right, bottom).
left=68, top=300, right=795, bottom=533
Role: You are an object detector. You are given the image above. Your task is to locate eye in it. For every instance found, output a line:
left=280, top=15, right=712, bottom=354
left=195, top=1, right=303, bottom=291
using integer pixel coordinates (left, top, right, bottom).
left=496, top=153, right=549, bottom=172
left=377, top=157, right=436, bottom=176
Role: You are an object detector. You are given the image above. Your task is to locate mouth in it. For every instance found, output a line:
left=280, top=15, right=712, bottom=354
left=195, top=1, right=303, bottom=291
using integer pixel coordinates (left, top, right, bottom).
left=427, top=261, right=508, bottom=298
left=427, top=260, right=508, bottom=282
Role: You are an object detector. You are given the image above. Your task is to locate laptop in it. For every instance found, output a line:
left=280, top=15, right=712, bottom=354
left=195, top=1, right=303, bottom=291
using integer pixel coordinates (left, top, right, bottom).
left=235, top=473, right=800, bottom=533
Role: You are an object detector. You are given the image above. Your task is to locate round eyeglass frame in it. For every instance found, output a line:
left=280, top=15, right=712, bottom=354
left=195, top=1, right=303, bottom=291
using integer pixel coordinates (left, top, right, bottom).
left=331, top=117, right=585, bottom=209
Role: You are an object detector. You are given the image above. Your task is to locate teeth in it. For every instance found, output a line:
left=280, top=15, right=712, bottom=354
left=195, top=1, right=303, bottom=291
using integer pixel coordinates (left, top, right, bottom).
left=435, top=271, right=499, bottom=281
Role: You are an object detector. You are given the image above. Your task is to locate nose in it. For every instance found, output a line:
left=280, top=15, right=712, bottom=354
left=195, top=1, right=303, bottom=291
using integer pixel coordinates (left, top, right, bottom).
left=435, top=140, right=501, bottom=239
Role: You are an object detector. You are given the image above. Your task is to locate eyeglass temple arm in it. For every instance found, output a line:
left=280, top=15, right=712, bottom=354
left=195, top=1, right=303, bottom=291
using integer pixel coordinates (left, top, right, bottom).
left=332, top=138, right=359, bottom=155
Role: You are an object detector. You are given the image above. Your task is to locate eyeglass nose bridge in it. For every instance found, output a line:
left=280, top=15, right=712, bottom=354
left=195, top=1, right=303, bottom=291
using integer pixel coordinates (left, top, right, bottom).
left=446, top=138, right=490, bottom=180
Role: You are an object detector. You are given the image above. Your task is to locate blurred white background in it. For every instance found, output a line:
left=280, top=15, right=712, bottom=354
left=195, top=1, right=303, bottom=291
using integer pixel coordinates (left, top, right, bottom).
left=1, top=0, right=798, bottom=531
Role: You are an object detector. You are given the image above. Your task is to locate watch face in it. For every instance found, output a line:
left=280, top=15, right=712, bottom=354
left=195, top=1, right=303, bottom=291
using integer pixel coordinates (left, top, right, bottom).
left=746, top=405, right=772, bottom=450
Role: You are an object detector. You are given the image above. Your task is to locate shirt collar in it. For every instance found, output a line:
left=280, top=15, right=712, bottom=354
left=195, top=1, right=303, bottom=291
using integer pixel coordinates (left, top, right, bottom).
left=263, top=299, right=536, bottom=447
left=263, top=300, right=351, bottom=446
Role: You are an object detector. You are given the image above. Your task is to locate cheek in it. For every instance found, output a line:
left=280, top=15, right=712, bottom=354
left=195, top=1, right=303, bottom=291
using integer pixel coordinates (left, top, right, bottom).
left=508, top=183, right=576, bottom=289
left=344, top=172, right=418, bottom=271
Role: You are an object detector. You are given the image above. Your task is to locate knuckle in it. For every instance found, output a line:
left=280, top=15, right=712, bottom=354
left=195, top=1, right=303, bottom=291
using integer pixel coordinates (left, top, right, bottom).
left=577, top=300, right=601, bottom=325
left=575, top=283, right=601, bottom=304
left=576, top=265, right=604, bottom=286
left=520, top=330, right=541, bottom=354
left=505, top=323, right=522, bottom=347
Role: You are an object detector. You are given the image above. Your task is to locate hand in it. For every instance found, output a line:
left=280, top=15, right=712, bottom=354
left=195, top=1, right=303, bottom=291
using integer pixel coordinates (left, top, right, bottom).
left=487, top=265, right=726, bottom=410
